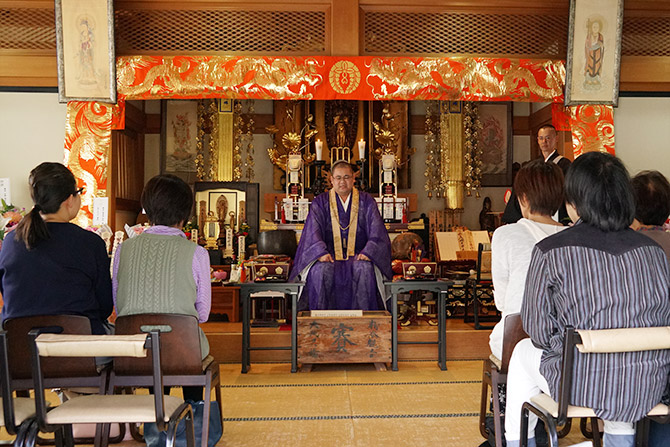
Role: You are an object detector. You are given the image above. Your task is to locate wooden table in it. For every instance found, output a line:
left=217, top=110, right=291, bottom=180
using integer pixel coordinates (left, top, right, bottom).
left=239, top=281, right=304, bottom=374
left=384, top=279, right=452, bottom=371
left=210, top=284, right=240, bottom=322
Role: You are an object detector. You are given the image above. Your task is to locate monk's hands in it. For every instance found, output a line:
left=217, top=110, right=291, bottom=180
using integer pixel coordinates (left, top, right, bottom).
left=318, top=253, right=334, bottom=263
left=317, top=253, right=369, bottom=262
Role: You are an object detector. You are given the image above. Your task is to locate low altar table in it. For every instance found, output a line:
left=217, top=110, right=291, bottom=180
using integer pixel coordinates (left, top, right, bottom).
left=384, top=279, right=453, bottom=371
left=239, top=281, right=304, bottom=374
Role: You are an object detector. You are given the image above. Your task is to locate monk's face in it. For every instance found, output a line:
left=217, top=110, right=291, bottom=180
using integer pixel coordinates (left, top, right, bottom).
left=537, top=127, right=557, bottom=157
left=331, top=164, right=355, bottom=198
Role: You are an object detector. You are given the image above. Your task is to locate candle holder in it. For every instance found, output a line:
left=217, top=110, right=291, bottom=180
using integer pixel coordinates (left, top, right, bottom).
left=309, top=160, right=328, bottom=196
left=355, top=158, right=368, bottom=192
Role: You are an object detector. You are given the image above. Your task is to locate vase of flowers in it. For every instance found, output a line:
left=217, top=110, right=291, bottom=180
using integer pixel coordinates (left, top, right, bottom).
left=0, top=199, right=25, bottom=251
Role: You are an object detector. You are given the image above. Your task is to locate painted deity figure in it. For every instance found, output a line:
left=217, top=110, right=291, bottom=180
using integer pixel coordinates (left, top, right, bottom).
left=584, top=19, right=605, bottom=88
left=77, top=18, right=96, bottom=86
left=171, top=114, right=193, bottom=161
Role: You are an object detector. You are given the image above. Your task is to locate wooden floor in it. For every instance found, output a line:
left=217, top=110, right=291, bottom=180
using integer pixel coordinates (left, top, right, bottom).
left=202, top=318, right=492, bottom=364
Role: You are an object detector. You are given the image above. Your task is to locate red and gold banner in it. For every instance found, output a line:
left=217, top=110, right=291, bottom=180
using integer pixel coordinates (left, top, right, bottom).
left=568, top=105, right=615, bottom=157
left=116, top=56, right=565, bottom=103
left=111, top=98, right=126, bottom=130
left=64, top=101, right=113, bottom=226
left=551, top=103, right=572, bottom=132
left=65, top=55, right=617, bottom=227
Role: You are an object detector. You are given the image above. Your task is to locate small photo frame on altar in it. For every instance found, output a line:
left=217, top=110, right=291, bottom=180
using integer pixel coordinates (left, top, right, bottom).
left=565, top=0, right=624, bottom=106
left=55, top=0, right=116, bottom=104
left=194, top=182, right=260, bottom=244
left=478, top=102, right=513, bottom=187
left=161, top=100, right=199, bottom=173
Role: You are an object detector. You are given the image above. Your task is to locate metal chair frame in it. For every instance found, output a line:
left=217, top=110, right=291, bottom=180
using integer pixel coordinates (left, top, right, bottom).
left=520, top=326, right=670, bottom=447
left=29, top=328, right=194, bottom=447
left=0, top=330, right=37, bottom=447
left=112, top=314, right=223, bottom=447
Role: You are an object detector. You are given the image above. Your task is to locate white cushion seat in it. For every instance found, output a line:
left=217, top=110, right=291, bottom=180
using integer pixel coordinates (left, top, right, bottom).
left=45, top=394, right=185, bottom=425
left=0, top=397, right=36, bottom=427
left=530, top=393, right=670, bottom=419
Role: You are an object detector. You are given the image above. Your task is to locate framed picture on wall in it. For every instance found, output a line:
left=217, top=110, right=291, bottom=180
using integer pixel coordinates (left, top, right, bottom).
left=478, top=102, right=513, bottom=187
left=565, top=0, right=624, bottom=106
left=161, top=100, right=199, bottom=173
left=55, top=0, right=116, bottom=103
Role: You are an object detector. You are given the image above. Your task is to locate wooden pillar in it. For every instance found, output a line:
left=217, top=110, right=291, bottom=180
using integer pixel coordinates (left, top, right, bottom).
left=331, top=0, right=360, bottom=56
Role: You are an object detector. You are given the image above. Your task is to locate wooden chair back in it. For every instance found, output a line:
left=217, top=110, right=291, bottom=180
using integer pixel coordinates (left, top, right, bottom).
left=114, top=314, right=204, bottom=376
left=3, top=315, right=97, bottom=385
left=500, top=313, right=528, bottom=373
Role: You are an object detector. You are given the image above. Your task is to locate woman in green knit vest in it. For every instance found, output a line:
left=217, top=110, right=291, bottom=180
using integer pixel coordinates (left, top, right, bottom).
left=112, top=174, right=211, bottom=401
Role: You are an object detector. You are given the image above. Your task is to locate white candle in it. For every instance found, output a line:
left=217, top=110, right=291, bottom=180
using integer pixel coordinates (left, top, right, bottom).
left=358, top=139, right=366, bottom=160
left=226, top=228, right=233, bottom=249
left=315, top=139, right=323, bottom=161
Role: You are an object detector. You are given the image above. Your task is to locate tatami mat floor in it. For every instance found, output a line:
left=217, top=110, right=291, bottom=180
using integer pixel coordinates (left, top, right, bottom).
left=1, top=361, right=593, bottom=446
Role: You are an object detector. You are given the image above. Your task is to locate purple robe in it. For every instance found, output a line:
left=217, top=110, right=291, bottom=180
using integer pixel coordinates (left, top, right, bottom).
left=289, top=190, right=392, bottom=310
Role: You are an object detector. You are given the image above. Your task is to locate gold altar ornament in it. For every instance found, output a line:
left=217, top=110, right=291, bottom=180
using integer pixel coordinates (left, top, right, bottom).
left=266, top=102, right=318, bottom=171
left=204, top=211, right=219, bottom=250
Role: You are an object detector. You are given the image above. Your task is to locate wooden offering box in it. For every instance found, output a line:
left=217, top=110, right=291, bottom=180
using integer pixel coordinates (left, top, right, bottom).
left=297, top=311, right=391, bottom=364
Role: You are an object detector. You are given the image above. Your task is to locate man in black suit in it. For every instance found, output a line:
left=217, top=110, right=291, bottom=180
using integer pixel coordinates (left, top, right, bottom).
left=502, top=124, right=571, bottom=224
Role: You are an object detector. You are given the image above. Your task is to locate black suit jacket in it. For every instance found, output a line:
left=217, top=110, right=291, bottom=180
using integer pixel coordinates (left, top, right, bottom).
left=501, top=151, right=571, bottom=224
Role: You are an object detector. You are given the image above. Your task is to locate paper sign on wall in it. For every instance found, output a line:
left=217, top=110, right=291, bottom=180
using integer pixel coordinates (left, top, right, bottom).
left=92, top=197, right=109, bottom=226
left=0, top=178, right=10, bottom=205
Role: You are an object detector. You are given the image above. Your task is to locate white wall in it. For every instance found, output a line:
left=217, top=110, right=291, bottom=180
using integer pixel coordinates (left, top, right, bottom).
left=614, top=96, right=670, bottom=180
left=0, top=92, right=67, bottom=210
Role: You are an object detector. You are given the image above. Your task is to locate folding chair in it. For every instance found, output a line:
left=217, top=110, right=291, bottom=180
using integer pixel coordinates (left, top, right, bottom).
left=113, top=314, right=222, bottom=447
left=0, top=330, right=36, bottom=447
left=520, top=326, right=670, bottom=447
left=29, top=329, right=195, bottom=447
left=3, top=315, right=124, bottom=445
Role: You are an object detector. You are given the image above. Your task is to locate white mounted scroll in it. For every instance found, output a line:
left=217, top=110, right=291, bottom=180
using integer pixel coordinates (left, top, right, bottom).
left=92, top=197, right=109, bottom=226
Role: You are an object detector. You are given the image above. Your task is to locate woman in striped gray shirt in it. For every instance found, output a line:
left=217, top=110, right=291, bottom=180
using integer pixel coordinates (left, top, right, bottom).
left=504, top=152, right=670, bottom=447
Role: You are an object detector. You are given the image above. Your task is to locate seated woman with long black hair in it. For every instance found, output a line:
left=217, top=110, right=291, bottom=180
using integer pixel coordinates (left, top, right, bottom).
left=0, top=162, right=113, bottom=335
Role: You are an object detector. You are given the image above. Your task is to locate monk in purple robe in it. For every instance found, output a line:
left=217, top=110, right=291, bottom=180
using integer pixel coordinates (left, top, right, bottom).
left=289, top=161, right=392, bottom=310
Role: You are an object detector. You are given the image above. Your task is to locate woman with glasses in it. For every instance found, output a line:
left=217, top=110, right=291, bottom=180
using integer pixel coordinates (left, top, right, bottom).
left=0, top=162, right=113, bottom=335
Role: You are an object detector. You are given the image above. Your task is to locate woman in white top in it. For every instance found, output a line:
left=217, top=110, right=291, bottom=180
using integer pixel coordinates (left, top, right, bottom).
left=489, top=160, right=567, bottom=359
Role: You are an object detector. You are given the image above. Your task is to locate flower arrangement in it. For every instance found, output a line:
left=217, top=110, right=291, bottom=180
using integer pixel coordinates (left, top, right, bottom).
left=236, top=221, right=250, bottom=240
left=0, top=199, right=25, bottom=242
left=183, top=219, right=199, bottom=240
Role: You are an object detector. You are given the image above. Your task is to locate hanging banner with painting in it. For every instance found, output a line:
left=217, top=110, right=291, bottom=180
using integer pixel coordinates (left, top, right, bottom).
left=55, top=0, right=116, bottom=103
left=565, top=0, right=624, bottom=106
left=478, top=103, right=513, bottom=186
left=161, top=100, right=198, bottom=173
